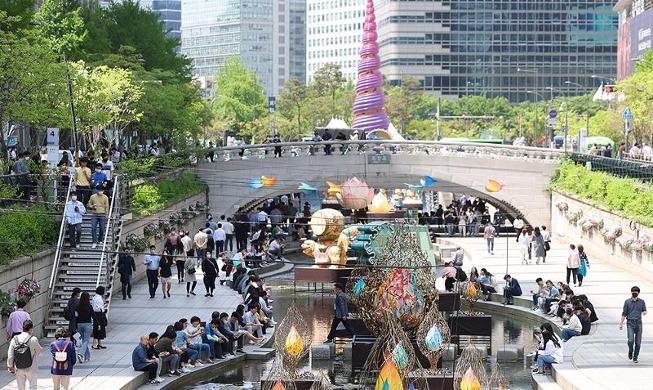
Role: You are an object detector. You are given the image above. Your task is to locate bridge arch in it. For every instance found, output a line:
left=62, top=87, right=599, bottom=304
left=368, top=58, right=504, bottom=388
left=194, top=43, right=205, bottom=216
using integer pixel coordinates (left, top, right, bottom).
left=196, top=142, right=558, bottom=226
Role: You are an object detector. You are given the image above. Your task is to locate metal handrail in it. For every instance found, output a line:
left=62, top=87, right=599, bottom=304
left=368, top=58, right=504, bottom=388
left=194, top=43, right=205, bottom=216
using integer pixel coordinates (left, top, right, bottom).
left=96, top=175, right=120, bottom=288
left=48, top=177, right=74, bottom=299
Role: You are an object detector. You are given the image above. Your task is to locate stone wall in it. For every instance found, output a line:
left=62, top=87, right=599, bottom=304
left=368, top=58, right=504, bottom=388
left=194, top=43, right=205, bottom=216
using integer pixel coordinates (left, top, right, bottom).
left=551, top=191, right=653, bottom=275
left=0, top=249, right=56, bottom=360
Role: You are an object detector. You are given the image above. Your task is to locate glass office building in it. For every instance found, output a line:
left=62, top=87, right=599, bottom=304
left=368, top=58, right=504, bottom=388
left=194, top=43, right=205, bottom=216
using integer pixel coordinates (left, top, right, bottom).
left=376, top=0, right=618, bottom=102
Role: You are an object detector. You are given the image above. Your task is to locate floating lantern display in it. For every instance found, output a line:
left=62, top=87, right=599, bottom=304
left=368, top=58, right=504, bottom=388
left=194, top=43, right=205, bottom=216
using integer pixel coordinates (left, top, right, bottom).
left=272, top=380, right=286, bottom=390
left=416, top=306, right=451, bottom=371
left=460, top=367, right=481, bottom=390
left=374, top=351, right=403, bottom=390
left=391, top=342, right=409, bottom=369
left=284, top=324, right=303, bottom=356
left=454, top=345, right=488, bottom=390
left=353, top=277, right=365, bottom=297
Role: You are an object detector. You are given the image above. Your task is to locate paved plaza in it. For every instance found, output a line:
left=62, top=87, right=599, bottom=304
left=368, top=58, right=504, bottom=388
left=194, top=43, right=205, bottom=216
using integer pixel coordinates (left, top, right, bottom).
left=447, top=235, right=653, bottom=390
left=0, top=263, right=290, bottom=390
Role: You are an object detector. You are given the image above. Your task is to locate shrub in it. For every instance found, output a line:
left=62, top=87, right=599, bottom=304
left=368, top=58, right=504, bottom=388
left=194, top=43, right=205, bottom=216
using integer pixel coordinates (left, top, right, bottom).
left=131, top=184, right=164, bottom=216
left=551, top=161, right=653, bottom=227
left=0, top=207, right=58, bottom=264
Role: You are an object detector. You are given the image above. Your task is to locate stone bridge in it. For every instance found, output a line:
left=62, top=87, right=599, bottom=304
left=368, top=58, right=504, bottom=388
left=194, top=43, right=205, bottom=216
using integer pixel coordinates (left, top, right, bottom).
left=196, top=140, right=562, bottom=225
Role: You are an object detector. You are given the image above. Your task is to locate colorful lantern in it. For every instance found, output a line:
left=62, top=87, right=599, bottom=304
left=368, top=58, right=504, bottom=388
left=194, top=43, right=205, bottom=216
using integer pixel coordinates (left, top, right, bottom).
left=354, top=277, right=366, bottom=297
left=284, top=324, right=304, bottom=356
left=391, top=342, right=408, bottom=368
left=425, top=324, right=444, bottom=350
left=465, top=283, right=478, bottom=300
left=376, top=268, right=425, bottom=329
left=375, top=350, right=403, bottom=390
left=460, top=367, right=481, bottom=390
left=272, top=380, right=286, bottom=390
left=485, top=179, right=506, bottom=193
left=337, top=177, right=375, bottom=210
left=369, top=189, right=392, bottom=213
left=408, top=383, right=416, bottom=390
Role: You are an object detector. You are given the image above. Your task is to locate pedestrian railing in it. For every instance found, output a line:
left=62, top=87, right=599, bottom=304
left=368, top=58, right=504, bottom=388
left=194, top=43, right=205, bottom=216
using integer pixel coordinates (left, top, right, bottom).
left=569, top=153, right=653, bottom=181
left=96, top=175, right=121, bottom=289
left=48, top=177, right=74, bottom=299
left=215, top=140, right=564, bottom=163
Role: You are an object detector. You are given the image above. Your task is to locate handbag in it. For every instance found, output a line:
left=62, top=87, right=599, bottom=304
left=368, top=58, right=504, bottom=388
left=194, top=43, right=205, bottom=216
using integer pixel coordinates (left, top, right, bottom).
left=544, top=241, right=551, bottom=251
left=577, top=259, right=587, bottom=276
left=187, top=266, right=196, bottom=275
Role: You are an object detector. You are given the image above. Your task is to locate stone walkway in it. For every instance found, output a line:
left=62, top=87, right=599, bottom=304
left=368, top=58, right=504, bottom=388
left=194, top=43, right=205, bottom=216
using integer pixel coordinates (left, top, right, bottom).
left=0, top=262, right=290, bottom=390
left=445, top=235, right=653, bottom=390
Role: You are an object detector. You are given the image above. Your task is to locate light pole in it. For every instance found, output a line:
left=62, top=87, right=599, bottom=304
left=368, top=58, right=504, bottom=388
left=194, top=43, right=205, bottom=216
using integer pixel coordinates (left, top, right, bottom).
left=518, top=68, right=540, bottom=144
left=527, top=90, right=544, bottom=146
left=565, top=80, right=590, bottom=136
left=560, top=102, right=568, bottom=153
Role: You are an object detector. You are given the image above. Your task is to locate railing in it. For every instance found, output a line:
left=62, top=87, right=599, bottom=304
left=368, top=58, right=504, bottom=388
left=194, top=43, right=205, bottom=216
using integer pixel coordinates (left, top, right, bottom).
left=96, top=175, right=121, bottom=288
left=48, top=177, right=74, bottom=299
left=215, top=140, right=565, bottom=162
left=569, top=153, right=653, bottom=181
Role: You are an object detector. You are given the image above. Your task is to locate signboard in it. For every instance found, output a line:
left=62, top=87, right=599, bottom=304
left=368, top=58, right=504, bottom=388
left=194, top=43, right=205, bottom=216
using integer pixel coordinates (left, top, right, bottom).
left=562, top=125, right=568, bottom=134
left=547, top=118, right=557, bottom=127
left=46, top=145, right=58, bottom=169
left=549, top=110, right=557, bottom=119
left=623, top=107, right=634, bottom=121
left=268, top=96, right=276, bottom=113
left=368, top=154, right=391, bottom=164
left=46, top=128, right=59, bottom=146
left=618, top=8, right=653, bottom=78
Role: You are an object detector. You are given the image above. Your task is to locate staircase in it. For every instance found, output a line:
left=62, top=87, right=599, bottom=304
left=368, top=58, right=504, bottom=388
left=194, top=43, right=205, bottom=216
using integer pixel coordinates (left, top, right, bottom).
left=45, top=177, right=123, bottom=337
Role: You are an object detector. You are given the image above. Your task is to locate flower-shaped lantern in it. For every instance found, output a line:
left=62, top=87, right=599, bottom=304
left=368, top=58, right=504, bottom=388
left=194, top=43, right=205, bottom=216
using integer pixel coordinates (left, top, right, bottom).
left=337, top=177, right=375, bottom=210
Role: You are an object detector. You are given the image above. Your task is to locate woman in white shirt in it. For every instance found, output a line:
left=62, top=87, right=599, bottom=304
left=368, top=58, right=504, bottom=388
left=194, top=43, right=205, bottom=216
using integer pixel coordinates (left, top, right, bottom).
left=518, top=228, right=531, bottom=264
left=91, top=286, right=107, bottom=349
left=534, top=323, right=563, bottom=374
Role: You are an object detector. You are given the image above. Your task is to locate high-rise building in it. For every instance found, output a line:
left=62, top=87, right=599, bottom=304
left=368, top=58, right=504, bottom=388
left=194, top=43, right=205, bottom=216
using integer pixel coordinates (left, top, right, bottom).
left=307, top=0, right=365, bottom=82
left=181, top=0, right=306, bottom=97
left=307, top=0, right=618, bottom=102
left=289, top=0, right=307, bottom=84
left=614, top=0, right=653, bottom=79
left=142, top=0, right=182, bottom=41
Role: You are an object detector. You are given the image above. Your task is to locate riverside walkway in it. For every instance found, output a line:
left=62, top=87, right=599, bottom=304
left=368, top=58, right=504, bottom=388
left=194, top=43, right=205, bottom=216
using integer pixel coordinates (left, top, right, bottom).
left=0, top=263, right=291, bottom=390
left=446, top=235, right=653, bottom=390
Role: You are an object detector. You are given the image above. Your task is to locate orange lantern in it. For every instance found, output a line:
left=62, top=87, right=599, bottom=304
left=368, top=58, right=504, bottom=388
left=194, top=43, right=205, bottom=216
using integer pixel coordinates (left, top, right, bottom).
left=284, top=324, right=304, bottom=356
left=460, top=367, right=481, bottom=390
left=272, top=380, right=286, bottom=390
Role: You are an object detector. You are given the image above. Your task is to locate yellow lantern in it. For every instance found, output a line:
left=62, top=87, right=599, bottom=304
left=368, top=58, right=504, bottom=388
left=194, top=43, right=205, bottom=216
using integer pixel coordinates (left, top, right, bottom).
left=284, top=324, right=304, bottom=356
left=465, top=283, right=478, bottom=300
left=460, top=367, right=481, bottom=390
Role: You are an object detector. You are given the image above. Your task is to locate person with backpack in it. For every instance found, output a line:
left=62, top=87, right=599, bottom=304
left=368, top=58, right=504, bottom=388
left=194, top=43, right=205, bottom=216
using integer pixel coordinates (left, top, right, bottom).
left=50, top=327, right=76, bottom=390
left=7, top=319, right=43, bottom=389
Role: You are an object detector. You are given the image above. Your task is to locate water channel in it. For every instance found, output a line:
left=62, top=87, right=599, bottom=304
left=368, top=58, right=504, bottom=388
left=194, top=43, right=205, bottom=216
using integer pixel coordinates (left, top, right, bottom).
left=186, top=261, right=538, bottom=390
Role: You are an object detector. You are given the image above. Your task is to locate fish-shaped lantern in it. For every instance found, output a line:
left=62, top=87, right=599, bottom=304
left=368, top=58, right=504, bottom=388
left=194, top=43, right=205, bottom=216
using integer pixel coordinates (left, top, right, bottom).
left=249, top=176, right=278, bottom=189
left=391, top=342, right=409, bottom=368
left=425, top=324, right=443, bottom=350
left=284, top=324, right=304, bottom=356
left=375, top=350, right=403, bottom=390
left=460, top=367, right=481, bottom=390
left=485, top=179, right=505, bottom=193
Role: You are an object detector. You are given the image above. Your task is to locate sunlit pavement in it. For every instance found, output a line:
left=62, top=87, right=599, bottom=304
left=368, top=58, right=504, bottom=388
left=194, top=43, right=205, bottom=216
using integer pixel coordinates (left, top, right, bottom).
left=446, top=234, right=653, bottom=390
left=0, top=263, right=284, bottom=390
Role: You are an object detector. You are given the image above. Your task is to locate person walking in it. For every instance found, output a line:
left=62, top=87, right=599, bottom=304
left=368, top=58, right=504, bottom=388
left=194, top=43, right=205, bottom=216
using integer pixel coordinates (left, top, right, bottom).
left=159, top=250, right=173, bottom=299
left=91, top=286, right=107, bottom=350
left=118, top=248, right=136, bottom=299
left=88, top=188, right=109, bottom=249
left=325, top=283, right=355, bottom=343
left=575, top=244, right=590, bottom=287
left=213, top=223, right=226, bottom=255
left=483, top=223, right=496, bottom=255
left=50, top=327, right=76, bottom=390
left=6, top=299, right=31, bottom=339
left=513, top=216, right=524, bottom=242
left=74, top=292, right=96, bottom=363
left=619, top=286, right=647, bottom=363
left=223, top=217, right=235, bottom=252
left=518, top=228, right=531, bottom=264
left=7, top=320, right=43, bottom=390
left=194, top=228, right=208, bottom=267
left=64, top=191, right=85, bottom=249
left=65, top=288, right=81, bottom=346
left=74, top=157, right=92, bottom=205
left=531, top=227, right=546, bottom=265
left=143, top=245, right=161, bottom=299
left=541, top=226, right=551, bottom=262
left=202, top=257, right=218, bottom=297
left=566, top=244, right=580, bottom=287
left=184, top=254, right=198, bottom=297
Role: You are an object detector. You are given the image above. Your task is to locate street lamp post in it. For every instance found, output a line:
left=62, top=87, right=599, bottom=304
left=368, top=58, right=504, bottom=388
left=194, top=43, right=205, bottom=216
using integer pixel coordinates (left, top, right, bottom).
left=518, top=68, right=540, bottom=145
left=565, top=80, right=590, bottom=136
left=527, top=90, right=544, bottom=146
left=560, top=102, right=569, bottom=153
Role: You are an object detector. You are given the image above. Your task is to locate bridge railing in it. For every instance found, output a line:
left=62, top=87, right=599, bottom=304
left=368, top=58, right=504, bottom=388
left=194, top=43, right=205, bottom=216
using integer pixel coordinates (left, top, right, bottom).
left=214, top=140, right=564, bottom=162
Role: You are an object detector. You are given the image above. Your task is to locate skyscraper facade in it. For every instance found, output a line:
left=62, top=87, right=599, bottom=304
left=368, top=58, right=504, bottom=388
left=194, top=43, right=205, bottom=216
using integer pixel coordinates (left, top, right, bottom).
left=307, top=0, right=365, bottom=82
left=147, top=0, right=182, bottom=41
left=307, top=0, right=618, bottom=102
left=181, top=0, right=305, bottom=97
left=614, top=0, right=653, bottom=79
left=375, top=0, right=618, bottom=102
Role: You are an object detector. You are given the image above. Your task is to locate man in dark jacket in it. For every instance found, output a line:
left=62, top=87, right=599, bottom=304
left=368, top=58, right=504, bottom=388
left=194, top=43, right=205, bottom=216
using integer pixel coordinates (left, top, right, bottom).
left=503, top=274, right=522, bottom=305
left=325, top=283, right=355, bottom=343
left=217, top=312, right=244, bottom=352
left=118, top=249, right=136, bottom=300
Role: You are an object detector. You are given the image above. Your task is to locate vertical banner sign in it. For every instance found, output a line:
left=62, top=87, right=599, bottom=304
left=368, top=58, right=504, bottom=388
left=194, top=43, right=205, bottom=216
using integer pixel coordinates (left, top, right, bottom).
left=268, top=96, right=276, bottom=113
left=47, top=128, right=59, bottom=146
left=46, top=128, right=60, bottom=169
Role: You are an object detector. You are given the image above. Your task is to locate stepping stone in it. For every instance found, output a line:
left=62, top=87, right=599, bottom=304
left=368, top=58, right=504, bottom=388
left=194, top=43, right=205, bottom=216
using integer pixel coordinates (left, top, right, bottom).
left=496, top=344, right=523, bottom=362
left=311, top=343, right=334, bottom=360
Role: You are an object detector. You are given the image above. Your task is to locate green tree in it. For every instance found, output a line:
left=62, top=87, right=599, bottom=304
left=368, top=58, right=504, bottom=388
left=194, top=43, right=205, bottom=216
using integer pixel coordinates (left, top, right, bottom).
left=213, top=57, right=267, bottom=137
left=385, top=76, right=421, bottom=135
left=0, top=0, right=35, bottom=31
left=35, top=0, right=86, bottom=56
left=312, top=64, right=344, bottom=116
left=277, top=77, right=308, bottom=136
